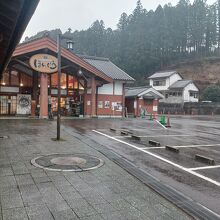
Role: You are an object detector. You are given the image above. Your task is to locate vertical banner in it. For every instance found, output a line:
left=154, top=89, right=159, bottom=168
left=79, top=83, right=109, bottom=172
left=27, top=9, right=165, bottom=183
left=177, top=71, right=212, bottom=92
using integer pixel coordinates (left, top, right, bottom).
left=17, top=94, right=31, bottom=115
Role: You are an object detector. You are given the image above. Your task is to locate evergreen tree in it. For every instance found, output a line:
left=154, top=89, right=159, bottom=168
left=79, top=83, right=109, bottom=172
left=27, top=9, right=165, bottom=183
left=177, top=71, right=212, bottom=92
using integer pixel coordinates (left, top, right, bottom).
left=25, top=0, right=220, bottom=82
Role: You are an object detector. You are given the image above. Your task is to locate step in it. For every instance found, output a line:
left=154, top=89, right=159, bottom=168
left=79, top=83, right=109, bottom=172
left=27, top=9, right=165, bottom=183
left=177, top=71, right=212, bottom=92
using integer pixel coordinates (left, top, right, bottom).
left=149, top=140, right=160, bottom=147
left=131, top=135, right=141, bottom=141
left=165, top=145, right=179, bottom=153
left=195, top=154, right=215, bottom=165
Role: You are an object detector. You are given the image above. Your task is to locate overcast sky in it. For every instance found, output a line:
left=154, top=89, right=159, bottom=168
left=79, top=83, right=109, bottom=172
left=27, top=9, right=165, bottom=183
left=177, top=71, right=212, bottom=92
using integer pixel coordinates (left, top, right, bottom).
left=22, top=0, right=216, bottom=40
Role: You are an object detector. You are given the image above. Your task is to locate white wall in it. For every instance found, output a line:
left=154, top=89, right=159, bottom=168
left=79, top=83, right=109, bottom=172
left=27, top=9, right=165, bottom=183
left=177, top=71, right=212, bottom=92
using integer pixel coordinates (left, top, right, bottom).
left=183, top=83, right=199, bottom=102
left=161, top=95, right=183, bottom=103
left=98, top=83, right=113, bottom=95
left=169, top=74, right=182, bottom=86
left=150, top=73, right=182, bottom=91
left=97, top=82, right=123, bottom=95
left=114, top=81, right=123, bottom=95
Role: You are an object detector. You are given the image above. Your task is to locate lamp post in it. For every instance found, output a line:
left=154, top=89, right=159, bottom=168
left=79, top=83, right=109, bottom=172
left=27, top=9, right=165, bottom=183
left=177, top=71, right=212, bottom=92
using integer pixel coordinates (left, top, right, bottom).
left=57, top=34, right=74, bottom=140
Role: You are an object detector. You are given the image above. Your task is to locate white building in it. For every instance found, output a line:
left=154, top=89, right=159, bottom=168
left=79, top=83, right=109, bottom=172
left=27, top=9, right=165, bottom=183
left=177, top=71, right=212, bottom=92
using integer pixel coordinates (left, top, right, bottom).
left=148, top=71, right=199, bottom=103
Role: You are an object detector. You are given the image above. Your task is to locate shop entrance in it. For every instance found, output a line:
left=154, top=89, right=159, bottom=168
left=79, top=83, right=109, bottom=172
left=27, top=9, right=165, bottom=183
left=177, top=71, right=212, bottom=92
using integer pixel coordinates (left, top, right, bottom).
left=51, top=93, right=84, bottom=117
left=49, top=72, right=85, bottom=117
left=0, top=96, right=17, bottom=115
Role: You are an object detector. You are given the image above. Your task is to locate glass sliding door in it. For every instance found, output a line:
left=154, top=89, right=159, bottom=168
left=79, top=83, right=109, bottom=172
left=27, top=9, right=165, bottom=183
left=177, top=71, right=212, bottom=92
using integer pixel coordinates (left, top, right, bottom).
left=0, top=96, right=17, bottom=115
left=10, top=96, right=17, bottom=115
left=0, top=96, right=8, bottom=115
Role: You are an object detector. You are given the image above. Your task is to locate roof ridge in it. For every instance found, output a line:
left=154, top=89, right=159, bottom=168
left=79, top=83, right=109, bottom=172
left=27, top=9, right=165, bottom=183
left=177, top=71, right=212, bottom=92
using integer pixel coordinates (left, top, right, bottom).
left=125, top=86, right=151, bottom=90
left=78, top=54, right=109, bottom=61
left=177, top=79, right=192, bottom=82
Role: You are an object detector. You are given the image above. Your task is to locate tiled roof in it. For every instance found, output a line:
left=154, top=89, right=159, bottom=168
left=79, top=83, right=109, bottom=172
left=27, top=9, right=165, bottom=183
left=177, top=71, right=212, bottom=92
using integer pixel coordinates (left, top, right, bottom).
left=143, top=92, right=163, bottom=100
left=125, top=86, right=151, bottom=97
left=79, top=55, right=135, bottom=81
left=169, top=80, right=192, bottom=89
left=125, top=86, right=164, bottom=99
left=148, top=71, right=179, bottom=79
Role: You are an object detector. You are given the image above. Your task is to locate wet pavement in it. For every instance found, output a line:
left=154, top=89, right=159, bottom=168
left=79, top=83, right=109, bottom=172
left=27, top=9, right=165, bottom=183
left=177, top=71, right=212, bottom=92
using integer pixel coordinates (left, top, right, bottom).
left=62, top=116, right=220, bottom=217
left=0, top=119, right=192, bottom=220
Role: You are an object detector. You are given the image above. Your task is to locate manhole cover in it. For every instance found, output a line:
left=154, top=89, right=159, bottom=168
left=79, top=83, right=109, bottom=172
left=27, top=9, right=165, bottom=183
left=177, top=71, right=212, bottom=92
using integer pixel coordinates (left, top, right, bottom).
left=0, top=136, right=9, bottom=139
left=31, top=154, right=104, bottom=172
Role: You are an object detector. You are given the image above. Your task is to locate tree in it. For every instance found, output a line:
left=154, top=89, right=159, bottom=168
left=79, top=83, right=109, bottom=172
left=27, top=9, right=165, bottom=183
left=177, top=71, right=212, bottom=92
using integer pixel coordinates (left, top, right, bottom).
left=25, top=0, right=220, bottom=83
left=202, top=85, right=220, bottom=102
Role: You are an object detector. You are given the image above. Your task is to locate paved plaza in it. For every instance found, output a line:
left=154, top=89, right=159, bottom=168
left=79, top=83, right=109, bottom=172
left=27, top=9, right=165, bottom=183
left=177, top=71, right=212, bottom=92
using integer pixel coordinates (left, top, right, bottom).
left=0, top=119, right=191, bottom=220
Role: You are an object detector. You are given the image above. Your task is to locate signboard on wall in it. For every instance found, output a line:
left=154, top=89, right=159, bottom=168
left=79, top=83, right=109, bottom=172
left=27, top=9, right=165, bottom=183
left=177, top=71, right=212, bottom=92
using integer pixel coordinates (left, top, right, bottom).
left=98, top=101, right=103, bottom=109
left=153, top=106, right=158, bottom=112
left=0, top=86, right=19, bottom=93
left=17, top=94, right=31, bottom=115
left=29, top=54, right=58, bottom=73
left=112, top=102, right=122, bottom=111
left=104, top=101, right=110, bottom=108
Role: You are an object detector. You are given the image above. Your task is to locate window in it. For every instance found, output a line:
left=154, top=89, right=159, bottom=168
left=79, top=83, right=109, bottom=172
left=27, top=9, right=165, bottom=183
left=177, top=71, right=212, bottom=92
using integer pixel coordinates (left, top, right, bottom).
left=20, top=72, right=32, bottom=87
left=190, top=92, right=198, bottom=98
left=153, top=80, right=166, bottom=86
left=61, top=73, right=67, bottom=89
left=1, top=71, right=9, bottom=85
left=51, top=73, right=66, bottom=89
left=169, top=92, right=181, bottom=97
left=68, top=75, right=78, bottom=89
left=165, top=93, right=169, bottom=98
left=79, top=80, right=84, bottom=90
left=11, top=71, right=19, bottom=86
left=51, top=73, right=58, bottom=87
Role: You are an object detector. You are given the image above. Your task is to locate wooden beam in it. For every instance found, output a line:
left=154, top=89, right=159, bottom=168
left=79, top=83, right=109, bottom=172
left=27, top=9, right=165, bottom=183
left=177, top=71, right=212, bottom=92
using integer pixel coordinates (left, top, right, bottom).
left=12, top=58, right=32, bottom=70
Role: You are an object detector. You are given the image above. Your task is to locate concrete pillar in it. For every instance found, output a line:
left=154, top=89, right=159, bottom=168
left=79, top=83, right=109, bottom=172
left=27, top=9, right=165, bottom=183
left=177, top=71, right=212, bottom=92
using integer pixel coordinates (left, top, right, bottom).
left=91, top=76, right=96, bottom=117
left=40, top=73, right=48, bottom=118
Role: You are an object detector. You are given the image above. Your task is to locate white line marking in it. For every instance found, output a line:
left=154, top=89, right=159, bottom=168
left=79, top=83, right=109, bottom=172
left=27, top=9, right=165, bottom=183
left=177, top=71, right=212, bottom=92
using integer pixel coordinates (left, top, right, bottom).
left=141, top=147, right=165, bottom=149
left=93, top=130, right=220, bottom=186
left=199, top=204, right=220, bottom=218
left=189, top=165, right=220, bottom=171
left=113, top=136, right=131, bottom=138
left=172, top=144, right=220, bottom=148
left=140, top=144, right=220, bottom=150
left=155, top=120, right=168, bottom=130
left=141, top=144, right=220, bottom=150
left=138, top=134, right=194, bottom=138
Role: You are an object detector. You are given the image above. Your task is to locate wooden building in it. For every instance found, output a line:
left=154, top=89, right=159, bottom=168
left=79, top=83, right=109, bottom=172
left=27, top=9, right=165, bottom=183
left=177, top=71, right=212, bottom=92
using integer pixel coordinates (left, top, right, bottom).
left=0, top=36, right=134, bottom=117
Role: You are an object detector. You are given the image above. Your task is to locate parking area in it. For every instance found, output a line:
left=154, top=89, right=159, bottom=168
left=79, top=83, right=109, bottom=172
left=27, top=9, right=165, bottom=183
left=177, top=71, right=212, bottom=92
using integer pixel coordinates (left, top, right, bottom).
left=63, top=116, right=220, bottom=216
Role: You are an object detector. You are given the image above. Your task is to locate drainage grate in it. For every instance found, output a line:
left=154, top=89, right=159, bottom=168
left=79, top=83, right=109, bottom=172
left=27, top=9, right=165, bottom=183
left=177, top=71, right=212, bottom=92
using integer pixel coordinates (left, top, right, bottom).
left=0, top=136, right=9, bottom=139
left=31, top=154, right=104, bottom=172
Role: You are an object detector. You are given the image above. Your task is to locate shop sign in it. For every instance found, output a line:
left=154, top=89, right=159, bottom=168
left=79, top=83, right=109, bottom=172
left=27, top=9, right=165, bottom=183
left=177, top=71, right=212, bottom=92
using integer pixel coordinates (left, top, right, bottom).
left=51, top=89, right=67, bottom=95
left=17, top=94, right=31, bottom=115
left=0, top=86, right=19, bottom=93
left=29, top=54, right=58, bottom=73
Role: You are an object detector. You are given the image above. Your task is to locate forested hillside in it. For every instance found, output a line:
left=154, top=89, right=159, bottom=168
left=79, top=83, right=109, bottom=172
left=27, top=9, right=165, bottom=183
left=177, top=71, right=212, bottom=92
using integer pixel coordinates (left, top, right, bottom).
left=25, top=0, right=220, bottom=87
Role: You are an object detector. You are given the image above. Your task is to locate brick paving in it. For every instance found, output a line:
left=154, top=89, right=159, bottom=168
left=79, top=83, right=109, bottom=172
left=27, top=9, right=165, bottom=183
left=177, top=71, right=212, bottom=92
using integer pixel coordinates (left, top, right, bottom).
left=0, top=119, right=192, bottom=220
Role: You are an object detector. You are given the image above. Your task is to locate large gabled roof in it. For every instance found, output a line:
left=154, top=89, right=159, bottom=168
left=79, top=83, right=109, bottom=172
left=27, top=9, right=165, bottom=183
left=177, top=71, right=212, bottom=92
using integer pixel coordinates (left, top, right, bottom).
left=80, top=55, right=135, bottom=82
left=169, top=80, right=193, bottom=90
left=125, top=86, right=164, bottom=99
left=13, top=37, right=113, bottom=83
left=148, top=71, right=181, bottom=79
